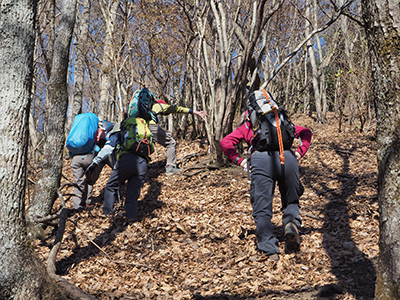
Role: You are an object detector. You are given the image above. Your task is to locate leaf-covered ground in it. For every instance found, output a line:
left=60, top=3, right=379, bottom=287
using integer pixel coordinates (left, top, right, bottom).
left=32, top=113, right=378, bottom=300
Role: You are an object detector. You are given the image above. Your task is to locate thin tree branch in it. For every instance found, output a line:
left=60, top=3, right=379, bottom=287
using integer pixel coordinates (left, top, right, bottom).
left=261, top=0, right=356, bottom=89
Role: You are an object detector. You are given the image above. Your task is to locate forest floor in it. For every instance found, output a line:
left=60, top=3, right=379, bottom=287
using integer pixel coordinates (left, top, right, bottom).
left=31, top=112, right=378, bottom=300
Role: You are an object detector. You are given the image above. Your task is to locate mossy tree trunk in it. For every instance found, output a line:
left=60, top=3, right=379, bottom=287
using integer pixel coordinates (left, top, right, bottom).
left=362, top=0, right=400, bottom=298
left=27, top=0, right=77, bottom=230
left=0, top=0, right=68, bottom=298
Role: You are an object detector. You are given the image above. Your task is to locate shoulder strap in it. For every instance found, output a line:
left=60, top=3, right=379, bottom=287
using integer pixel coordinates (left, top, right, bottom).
left=262, top=89, right=285, bottom=165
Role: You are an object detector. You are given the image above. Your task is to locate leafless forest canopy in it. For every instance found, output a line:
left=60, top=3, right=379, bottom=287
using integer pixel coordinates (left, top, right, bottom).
left=29, top=0, right=371, bottom=160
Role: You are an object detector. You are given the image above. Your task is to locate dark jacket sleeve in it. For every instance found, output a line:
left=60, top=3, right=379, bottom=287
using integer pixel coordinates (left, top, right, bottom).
left=92, top=133, right=120, bottom=164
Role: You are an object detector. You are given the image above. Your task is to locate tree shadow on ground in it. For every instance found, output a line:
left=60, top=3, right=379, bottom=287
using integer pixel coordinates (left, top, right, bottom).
left=54, top=161, right=165, bottom=275
left=301, top=143, right=377, bottom=299
left=200, top=142, right=377, bottom=300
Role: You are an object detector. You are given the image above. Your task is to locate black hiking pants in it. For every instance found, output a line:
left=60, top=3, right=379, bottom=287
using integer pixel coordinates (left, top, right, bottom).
left=103, top=153, right=147, bottom=220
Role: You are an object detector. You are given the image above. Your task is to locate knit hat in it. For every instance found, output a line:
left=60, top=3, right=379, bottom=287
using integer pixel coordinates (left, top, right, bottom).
left=102, top=120, right=115, bottom=134
left=157, top=99, right=167, bottom=105
left=98, top=121, right=106, bottom=130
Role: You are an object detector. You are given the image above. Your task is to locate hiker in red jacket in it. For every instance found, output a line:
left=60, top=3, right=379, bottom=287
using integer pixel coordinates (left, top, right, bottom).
left=220, top=110, right=312, bottom=261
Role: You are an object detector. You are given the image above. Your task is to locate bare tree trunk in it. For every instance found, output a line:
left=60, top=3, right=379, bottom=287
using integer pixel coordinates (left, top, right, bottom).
left=189, top=65, right=200, bottom=139
left=69, top=0, right=91, bottom=128
left=98, top=0, right=119, bottom=121
left=303, top=53, right=310, bottom=114
left=362, top=0, right=400, bottom=299
left=29, top=111, right=41, bottom=161
left=340, top=0, right=357, bottom=126
left=28, top=0, right=77, bottom=230
left=314, top=0, right=327, bottom=122
left=193, top=0, right=279, bottom=166
left=305, top=0, right=321, bottom=121
left=30, top=36, right=42, bottom=163
left=0, top=0, right=68, bottom=298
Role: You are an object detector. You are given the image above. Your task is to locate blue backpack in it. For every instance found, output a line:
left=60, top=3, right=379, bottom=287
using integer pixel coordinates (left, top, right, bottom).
left=126, top=88, right=157, bottom=122
left=66, top=113, right=99, bottom=155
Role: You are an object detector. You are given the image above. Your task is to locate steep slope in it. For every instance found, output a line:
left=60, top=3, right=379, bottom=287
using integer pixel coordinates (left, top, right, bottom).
left=33, top=113, right=378, bottom=300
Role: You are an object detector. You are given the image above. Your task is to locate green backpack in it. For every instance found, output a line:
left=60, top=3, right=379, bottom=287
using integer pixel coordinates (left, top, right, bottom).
left=117, top=117, right=155, bottom=161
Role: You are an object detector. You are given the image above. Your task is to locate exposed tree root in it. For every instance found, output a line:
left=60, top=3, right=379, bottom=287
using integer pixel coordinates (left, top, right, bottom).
left=34, top=182, right=98, bottom=300
left=180, top=157, right=220, bottom=177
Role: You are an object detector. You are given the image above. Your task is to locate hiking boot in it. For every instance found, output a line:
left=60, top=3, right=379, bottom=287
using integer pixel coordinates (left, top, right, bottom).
left=85, top=203, right=94, bottom=211
left=268, top=253, right=280, bottom=262
left=285, top=222, right=300, bottom=251
left=259, top=249, right=280, bottom=261
left=166, top=165, right=181, bottom=176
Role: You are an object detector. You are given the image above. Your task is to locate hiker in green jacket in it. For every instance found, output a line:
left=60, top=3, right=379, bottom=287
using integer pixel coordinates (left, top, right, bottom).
left=150, top=99, right=205, bottom=176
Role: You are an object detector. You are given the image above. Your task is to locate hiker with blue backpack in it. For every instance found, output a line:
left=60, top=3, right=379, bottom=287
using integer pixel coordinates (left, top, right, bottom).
left=66, top=113, right=106, bottom=210
left=220, top=90, right=312, bottom=261
left=85, top=120, right=116, bottom=175
left=149, top=99, right=205, bottom=176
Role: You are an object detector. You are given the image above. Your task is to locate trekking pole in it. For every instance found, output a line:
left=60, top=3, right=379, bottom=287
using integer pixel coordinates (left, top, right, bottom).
left=247, top=146, right=252, bottom=181
left=117, top=188, right=121, bottom=207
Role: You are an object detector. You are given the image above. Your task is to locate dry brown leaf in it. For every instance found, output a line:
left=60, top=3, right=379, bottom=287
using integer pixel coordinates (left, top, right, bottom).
left=31, top=113, right=378, bottom=300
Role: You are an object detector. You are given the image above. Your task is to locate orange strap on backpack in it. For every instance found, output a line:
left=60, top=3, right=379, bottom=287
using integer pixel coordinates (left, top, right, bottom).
left=261, top=90, right=285, bottom=165
left=136, top=118, right=151, bottom=156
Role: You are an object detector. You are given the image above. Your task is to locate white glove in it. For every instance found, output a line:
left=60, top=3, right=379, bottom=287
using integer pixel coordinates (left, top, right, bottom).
left=240, top=159, right=248, bottom=171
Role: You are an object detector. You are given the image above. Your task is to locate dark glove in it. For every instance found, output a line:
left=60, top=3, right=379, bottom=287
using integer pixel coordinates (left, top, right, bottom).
left=85, top=162, right=98, bottom=175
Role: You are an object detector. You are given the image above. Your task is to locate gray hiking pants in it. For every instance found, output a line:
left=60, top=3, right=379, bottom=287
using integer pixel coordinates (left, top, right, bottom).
left=149, top=124, right=177, bottom=168
left=71, top=153, right=94, bottom=209
left=103, top=153, right=147, bottom=220
left=250, top=150, right=303, bottom=255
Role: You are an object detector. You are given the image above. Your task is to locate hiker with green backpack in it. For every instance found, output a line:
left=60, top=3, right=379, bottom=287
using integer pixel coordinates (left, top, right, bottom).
left=86, top=88, right=157, bottom=176
left=220, top=90, right=312, bottom=261
left=87, top=116, right=155, bottom=220
left=86, top=88, right=205, bottom=217
left=85, top=88, right=156, bottom=219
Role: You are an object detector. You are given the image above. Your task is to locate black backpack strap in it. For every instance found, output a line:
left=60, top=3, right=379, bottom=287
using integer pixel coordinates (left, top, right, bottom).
left=247, top=146, right=252, bottom=180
